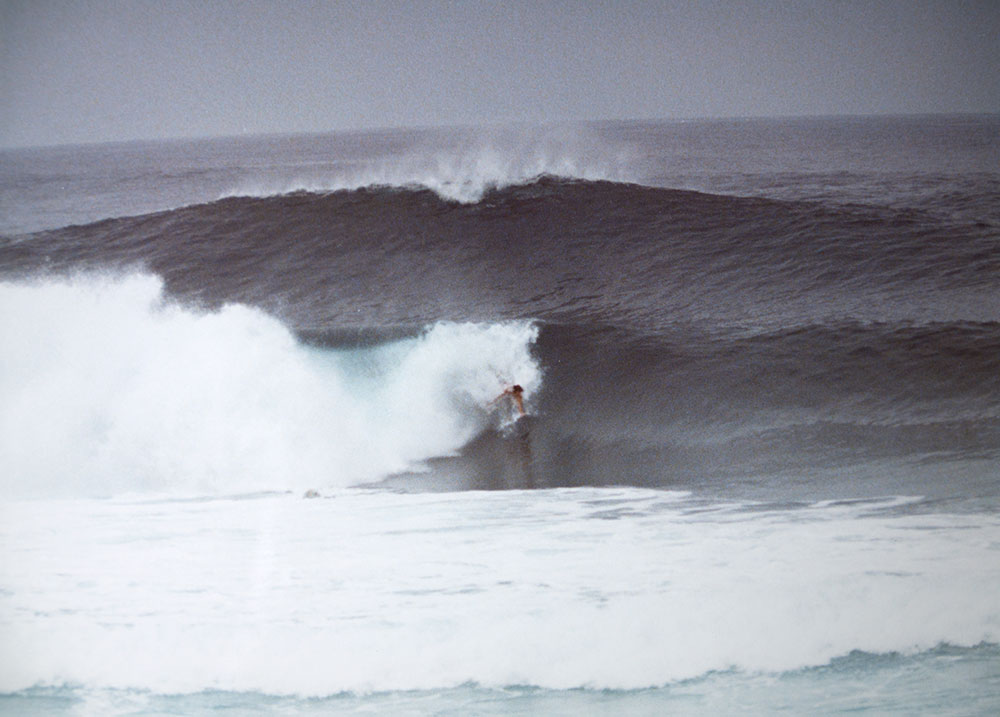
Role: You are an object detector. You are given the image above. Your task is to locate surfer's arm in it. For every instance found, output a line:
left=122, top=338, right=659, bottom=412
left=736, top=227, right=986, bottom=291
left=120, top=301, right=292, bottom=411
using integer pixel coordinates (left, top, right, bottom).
left=489, top=388, right=513, bottom=406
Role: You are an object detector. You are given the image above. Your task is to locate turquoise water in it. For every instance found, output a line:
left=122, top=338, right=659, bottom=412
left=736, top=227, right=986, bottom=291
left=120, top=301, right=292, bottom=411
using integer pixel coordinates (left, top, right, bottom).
left=5, top=645, right=999, bottom=715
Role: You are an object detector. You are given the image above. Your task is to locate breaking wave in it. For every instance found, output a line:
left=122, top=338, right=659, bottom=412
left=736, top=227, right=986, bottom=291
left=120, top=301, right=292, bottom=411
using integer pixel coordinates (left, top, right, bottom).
left=0, top=274, right=540, bottom=497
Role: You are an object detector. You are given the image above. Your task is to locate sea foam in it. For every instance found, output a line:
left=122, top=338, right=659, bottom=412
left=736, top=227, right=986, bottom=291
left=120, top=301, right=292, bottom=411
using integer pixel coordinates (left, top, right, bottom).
left=1, top=490, right=998, bottom=696
left=0, top=274, right=540, bottom=497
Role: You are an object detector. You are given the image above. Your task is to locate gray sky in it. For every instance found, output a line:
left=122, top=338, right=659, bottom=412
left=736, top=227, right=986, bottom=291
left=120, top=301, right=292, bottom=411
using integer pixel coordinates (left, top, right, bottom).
left=2, top=0, right=998, bottom=148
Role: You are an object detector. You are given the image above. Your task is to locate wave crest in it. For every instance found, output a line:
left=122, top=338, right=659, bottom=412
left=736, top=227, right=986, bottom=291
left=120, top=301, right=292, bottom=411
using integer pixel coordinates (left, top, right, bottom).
left=222, top=127, right=636, bottom=203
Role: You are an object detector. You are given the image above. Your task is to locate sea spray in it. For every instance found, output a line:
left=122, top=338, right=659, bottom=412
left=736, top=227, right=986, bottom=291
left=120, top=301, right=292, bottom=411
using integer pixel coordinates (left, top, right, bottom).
left=221, top=125, right=635, bottom=203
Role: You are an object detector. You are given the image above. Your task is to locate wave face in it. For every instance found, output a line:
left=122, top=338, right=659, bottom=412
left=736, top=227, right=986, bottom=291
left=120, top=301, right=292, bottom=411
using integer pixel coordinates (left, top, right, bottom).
left=3, top=176, right=997, bottom=331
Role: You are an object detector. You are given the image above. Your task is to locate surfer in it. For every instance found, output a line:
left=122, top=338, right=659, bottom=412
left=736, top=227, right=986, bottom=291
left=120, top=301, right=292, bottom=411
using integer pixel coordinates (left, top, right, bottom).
left=492, top=384, right=526, bottom=417
left=490, top=384, right=534, bottom=487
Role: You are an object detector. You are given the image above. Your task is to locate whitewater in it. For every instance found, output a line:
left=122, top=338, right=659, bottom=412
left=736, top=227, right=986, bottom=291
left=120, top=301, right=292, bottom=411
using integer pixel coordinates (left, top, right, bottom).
left=0, top=274, right=540, bottom=498
left=3, top=490, right=998, bottom=711
left=1, top=116, right=999, bottom=714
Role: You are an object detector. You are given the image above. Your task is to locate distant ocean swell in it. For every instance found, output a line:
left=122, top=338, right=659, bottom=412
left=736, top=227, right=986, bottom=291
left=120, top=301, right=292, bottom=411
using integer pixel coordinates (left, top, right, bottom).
left=2, top=179, right=996, bottom=329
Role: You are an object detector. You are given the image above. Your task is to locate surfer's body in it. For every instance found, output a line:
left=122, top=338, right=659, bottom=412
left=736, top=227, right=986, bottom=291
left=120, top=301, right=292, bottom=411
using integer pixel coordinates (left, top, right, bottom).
left=492, top=384, right=526, bottom=417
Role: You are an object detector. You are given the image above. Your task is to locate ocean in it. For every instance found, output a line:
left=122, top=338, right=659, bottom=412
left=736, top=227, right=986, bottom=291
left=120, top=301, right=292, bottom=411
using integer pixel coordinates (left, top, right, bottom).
left=1, top=115, right=998, bottom=714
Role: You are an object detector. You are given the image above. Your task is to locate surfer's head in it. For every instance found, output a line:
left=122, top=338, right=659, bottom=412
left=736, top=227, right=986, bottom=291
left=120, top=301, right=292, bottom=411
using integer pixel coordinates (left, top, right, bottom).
left=512, top=385, right=523, bottom=394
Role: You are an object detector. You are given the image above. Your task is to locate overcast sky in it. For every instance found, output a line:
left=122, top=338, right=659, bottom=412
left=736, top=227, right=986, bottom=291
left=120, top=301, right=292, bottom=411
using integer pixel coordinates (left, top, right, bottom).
left=2, top=0, right=998, bottom=148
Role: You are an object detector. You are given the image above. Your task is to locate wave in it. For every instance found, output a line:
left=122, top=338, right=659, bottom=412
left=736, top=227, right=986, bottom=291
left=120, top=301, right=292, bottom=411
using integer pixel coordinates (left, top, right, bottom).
left=0, top=274, right=541, bottom=498
left=220, top=127, right=636, bottom=203
left=5, top=176, right=997, bottom=336
left=2, top=278, right=999, bottom=500
left=394, top=318, right=1000, bottom=496
left=2, top=175, right=998, bottom=499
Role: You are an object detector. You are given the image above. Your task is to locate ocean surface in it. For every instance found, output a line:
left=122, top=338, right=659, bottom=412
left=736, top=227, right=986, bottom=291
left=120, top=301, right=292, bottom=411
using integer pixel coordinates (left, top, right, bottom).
left=1, top=115, right=999, bottom=714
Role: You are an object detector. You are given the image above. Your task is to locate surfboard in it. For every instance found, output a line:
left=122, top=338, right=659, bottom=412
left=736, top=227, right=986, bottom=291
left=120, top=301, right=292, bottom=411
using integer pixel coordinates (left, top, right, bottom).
left=507, top=414, right=534, bottom=440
